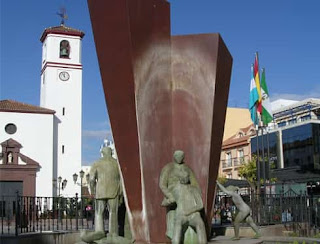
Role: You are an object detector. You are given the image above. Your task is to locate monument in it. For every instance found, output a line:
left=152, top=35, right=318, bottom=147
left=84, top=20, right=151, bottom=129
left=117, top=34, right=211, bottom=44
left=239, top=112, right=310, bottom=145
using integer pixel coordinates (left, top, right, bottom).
left=81, top=147, right=132, bottom=244
left=87, top=0, right=232, bottom=242
left=160, top=150, right=207, bottom=243
left=216, top=181, right=261, bottom=240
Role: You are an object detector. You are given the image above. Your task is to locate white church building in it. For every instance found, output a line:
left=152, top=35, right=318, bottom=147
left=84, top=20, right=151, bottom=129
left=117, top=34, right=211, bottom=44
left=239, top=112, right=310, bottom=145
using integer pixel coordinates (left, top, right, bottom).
left=0, top=24, right=85, bottom=197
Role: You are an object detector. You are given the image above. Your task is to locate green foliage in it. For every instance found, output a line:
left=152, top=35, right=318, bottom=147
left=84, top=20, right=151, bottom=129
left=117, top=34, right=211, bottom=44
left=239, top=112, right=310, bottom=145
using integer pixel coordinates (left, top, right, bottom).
left=313, top=232, right=320, bottom=238
left=238, top=155, right=277, bottom=191
left=238, top=155, right=257, bottom=189
left=217, top=175, right=228, bottom=185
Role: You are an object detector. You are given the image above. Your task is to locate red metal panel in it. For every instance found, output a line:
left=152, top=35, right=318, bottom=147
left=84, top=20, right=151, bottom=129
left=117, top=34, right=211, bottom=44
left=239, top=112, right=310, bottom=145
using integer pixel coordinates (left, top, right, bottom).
left=88, top=1, right=232, bottom=242
left=171, top=34, right=232, bottom=227
left=87, top=0, right=171, bottom=242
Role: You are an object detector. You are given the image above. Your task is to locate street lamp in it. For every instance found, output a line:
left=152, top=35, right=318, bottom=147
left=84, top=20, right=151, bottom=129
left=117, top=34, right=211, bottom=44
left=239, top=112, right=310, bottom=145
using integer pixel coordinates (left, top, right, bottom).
left=58, top=176, right=67, bottom=197
left=57, top=176, right=67, bottom=223
left=73, top=170, right=85, bottom=198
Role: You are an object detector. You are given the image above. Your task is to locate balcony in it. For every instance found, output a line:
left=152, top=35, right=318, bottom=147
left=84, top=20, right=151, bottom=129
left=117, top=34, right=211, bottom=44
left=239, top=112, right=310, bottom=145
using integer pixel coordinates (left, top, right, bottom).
left=222, top=159, right=232, bottom=168
left=221, top=156, right=249, bottom=169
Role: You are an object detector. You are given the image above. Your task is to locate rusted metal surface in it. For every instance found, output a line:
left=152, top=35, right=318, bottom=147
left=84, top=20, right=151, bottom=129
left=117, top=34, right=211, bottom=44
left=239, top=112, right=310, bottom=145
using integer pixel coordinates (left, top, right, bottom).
left=87, top=0, right=232, bottom=242
left=171, top=34, right=232, bottom=227
left=87, top=0, right=171, bottom=242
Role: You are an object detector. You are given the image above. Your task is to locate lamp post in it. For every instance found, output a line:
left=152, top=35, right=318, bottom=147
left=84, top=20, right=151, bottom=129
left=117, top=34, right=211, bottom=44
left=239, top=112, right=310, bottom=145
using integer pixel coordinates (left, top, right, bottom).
left=58, top=176, right=67, bottom=197
left=73, top=170, right=85, bottom=198
left=73, top=170, right=87, bottom=224
left=57, top=176, right=67, bottom=224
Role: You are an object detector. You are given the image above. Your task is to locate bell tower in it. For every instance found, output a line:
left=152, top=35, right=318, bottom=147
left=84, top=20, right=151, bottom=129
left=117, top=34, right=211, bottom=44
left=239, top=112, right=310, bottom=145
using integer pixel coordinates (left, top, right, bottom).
left=40, top=23, right=85, bottom=197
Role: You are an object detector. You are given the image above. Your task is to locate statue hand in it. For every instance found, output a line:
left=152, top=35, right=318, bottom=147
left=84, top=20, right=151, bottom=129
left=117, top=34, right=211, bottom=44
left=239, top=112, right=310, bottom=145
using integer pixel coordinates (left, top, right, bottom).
left=161, top=196, right=175, bottom=206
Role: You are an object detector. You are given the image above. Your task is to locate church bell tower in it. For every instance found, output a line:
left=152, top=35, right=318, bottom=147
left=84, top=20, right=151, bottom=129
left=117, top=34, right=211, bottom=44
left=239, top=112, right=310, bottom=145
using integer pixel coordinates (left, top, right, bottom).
left=40, top=22, right=85, bottom=197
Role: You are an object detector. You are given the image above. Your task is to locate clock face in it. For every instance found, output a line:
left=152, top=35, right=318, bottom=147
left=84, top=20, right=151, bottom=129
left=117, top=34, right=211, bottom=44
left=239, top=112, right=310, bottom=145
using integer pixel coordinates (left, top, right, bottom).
left=59, top=71, right=70, bottom=81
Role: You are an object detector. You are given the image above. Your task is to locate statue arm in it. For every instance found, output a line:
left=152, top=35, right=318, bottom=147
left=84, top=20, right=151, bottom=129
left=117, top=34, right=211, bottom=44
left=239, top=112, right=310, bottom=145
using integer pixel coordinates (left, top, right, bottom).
left=89, top=165, right=97, bottom=195
left=189, top=169, right=200, bottom=189
left=159, top=165, right=175, bottom=203
left=216, top=181, right=234, bottom=196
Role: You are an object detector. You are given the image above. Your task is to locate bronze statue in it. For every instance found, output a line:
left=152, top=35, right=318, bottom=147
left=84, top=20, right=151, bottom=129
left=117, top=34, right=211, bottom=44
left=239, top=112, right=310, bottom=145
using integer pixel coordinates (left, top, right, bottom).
left=160, top=150, right=207, bottom=243
left=81, top=147, right=122, bottom=243
left=216, top=181, right=261, bottom=240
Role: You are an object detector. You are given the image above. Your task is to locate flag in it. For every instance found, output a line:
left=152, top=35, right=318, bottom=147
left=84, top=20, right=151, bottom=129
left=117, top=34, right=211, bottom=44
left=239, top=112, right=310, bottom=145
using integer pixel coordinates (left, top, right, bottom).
left=249, top=64, right=259, bottom=124
left=260, top=68, right=273, bottom=125
left=254, top=53, right=262, bottom=114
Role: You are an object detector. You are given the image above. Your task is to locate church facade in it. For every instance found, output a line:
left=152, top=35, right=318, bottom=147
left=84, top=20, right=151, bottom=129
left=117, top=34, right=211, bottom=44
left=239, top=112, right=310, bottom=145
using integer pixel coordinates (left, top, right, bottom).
left=0, top=24, right=85, bottom=198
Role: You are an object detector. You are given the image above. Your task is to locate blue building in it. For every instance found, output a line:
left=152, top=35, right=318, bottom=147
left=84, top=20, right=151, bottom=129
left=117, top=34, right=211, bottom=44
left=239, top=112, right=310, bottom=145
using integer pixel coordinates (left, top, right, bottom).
left=251, top=98, right=320, bottom=194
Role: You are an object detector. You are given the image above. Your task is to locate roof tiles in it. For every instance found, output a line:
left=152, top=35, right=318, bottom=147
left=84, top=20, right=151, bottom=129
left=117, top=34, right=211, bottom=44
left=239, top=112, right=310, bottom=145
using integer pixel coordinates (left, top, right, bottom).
left=0, top=100, right=55, bottom=114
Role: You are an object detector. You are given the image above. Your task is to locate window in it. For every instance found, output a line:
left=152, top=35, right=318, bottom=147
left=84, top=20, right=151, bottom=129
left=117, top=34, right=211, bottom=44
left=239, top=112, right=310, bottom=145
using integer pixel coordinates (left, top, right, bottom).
left=238, top=149, right=244, bottom=158
left=225, top=152, right=232, bottom=167
left=62, top=145, right=65, bottom=154
left=238, top=149, right=244, bottom=164
left=5, top=123, right=17, bottom=135
left=278, top=121, right=286, bottom=127
left=288, top=118, right=296, bottom=125
left=301, top=115, right=311, bottom=122
left=43, top=72, right=46, bottom=85
left=62, top=107, right=65, bottom=116
left=238, top=132, right=244, bottom=138
left=60, top=40, right=70, bottom=58
left=227, top=173, right=232, bottom=179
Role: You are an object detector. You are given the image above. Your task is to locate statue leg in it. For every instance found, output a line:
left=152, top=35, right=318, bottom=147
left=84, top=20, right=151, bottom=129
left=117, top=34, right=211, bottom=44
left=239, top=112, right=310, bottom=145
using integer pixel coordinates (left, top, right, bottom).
left=232, top=211, right=248, bottom=240
left=166, top=209, right=176, bottom=239
left=190, top=213, right=207, bottom=244
left=107, top=197, right=119, bottom=236
left=172, top=215, right=184, bottom=244
left=95, top=199, right=107, bottom=232
left=245, top=216, right=261, bottom=238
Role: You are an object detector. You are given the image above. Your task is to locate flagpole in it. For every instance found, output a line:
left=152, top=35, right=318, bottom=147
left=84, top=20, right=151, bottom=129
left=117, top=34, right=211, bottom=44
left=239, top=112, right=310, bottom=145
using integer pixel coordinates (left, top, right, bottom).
left=266, top=126, right=271, bottom=193
left=261, top=123, right=266, bottom=193
left=254, top=52, right=261, bottom=195
left=256, top=116, right=261, bottom=195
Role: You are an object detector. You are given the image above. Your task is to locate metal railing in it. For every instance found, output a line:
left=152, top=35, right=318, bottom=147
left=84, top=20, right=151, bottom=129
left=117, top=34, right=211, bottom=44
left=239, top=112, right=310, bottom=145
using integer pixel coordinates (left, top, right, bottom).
left=221, top=156, right=248, bottom=169
left=0, top=193, right=107, bottom=236
left=214, top=191, right=320, bottom=237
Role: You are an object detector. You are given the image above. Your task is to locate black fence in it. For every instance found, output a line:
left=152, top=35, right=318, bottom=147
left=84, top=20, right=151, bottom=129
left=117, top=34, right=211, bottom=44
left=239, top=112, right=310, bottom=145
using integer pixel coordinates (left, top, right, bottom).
left=0, top=193, right=107, bottom=236
left=2, top=191, right=319, bottom=237
left=214, top=191, right=320, bottom=236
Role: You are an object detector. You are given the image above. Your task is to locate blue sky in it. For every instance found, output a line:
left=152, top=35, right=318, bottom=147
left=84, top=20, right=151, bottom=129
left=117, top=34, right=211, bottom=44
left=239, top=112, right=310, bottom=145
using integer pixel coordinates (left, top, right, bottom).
left=1, top=0, right=320, bottom=165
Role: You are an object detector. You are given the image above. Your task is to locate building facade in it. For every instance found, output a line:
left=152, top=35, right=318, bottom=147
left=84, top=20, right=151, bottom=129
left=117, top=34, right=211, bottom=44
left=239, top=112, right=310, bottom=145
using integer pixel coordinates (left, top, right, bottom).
left=0, top=23, right=85, bottom=198
left=251, top=98, right=320, bottom=193
left=220, top=124, right=255, bottom=179
left=219, top=107, right=253, bottom=179
left=0, top=100, right=55, bottom=197
left=40, top=24, right=85, bottom=197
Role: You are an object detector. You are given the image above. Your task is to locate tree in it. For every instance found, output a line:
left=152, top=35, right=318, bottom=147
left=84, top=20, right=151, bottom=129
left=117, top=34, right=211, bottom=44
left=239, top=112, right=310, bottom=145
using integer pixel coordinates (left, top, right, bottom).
left=238, top=155, right=277, bottom=193
left=238, top=155, right=257, bottom=191
left=217, top=175, right=228, bottom=185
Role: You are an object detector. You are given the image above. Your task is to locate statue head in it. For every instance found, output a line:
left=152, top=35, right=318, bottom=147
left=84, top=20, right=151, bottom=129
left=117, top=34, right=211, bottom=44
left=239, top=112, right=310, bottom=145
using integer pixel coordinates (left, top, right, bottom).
left=173, top=150, right=185, bottom=164
left=226, top=185, right=240, bottom=192
left=101, top=147, right=112, bottom=158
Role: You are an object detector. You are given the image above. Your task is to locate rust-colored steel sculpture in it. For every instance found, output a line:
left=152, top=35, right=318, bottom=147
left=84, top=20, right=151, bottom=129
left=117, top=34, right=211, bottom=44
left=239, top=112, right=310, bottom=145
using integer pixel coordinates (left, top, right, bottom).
left=87, top=0, right=232, bottom=243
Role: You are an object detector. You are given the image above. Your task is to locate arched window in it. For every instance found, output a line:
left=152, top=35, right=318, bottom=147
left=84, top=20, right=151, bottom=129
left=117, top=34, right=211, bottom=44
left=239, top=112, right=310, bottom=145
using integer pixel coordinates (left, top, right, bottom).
left=60, top=40, right=70, bottom=58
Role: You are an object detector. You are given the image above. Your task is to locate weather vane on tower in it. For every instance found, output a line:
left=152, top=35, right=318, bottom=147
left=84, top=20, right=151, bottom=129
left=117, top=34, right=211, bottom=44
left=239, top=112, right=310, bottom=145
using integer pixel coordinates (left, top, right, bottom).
left=57, top=7, right=68, bottom=26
